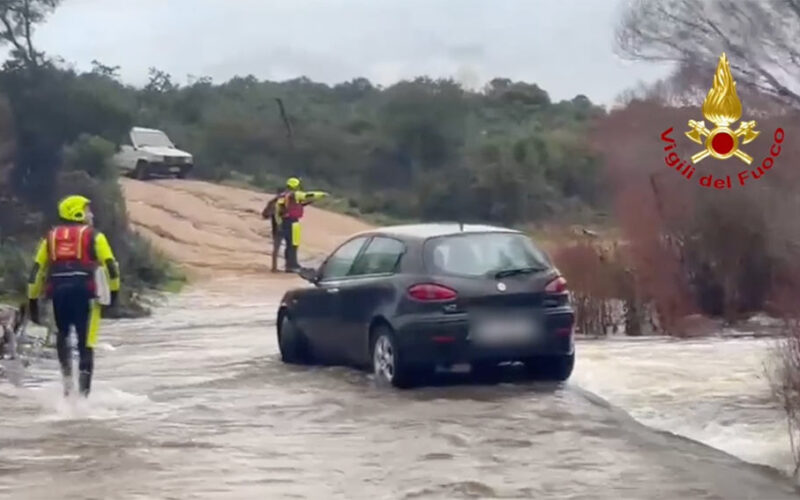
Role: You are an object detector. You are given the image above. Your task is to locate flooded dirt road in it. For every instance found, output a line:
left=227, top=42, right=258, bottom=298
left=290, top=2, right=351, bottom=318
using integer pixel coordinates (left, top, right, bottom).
left=2, top=278, right=799, bottom=500
left=1, top=180, right=797, bottom=499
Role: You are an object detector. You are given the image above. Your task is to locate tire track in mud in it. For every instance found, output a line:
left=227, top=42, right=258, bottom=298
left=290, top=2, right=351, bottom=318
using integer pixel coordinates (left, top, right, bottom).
left=156, top=183, right=266, bottom=217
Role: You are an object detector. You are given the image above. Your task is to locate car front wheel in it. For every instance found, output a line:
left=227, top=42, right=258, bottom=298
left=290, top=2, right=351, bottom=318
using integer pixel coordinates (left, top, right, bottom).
left=524, top=353, right=575, bottom=381
left=134, top=161, right=150, bottom=180
left=278, top=315, right=313, bottom=365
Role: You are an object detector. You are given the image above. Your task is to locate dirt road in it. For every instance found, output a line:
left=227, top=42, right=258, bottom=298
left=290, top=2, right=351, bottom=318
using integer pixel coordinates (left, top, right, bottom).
left=120, top=178, right=373, bottom=279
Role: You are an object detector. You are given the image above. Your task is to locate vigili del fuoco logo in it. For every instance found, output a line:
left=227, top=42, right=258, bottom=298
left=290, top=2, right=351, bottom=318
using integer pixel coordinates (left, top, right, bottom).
left=660, top=53, right=785, bottom=190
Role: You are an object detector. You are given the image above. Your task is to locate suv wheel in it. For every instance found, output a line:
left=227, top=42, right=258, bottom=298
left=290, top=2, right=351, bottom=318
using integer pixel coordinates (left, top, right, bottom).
left=134, top=161, right=150, bottom=181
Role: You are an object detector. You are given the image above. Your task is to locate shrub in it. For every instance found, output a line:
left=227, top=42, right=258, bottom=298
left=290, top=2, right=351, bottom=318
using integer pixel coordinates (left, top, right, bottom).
left=62, top=134, right=118, bottom=181
left=593, top=101, right=800, bottom=333
left=0, top=242, right=28, bottom=299
left=551, top=238, right=637, bottom=336
left=769, top=318, right=800, bottom=479
left=55, top=147, right=182, bottom=317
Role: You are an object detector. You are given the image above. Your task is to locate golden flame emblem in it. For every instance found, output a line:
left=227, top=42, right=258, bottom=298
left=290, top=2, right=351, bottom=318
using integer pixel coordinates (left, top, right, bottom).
left=685, top=53, right=759, bottom=164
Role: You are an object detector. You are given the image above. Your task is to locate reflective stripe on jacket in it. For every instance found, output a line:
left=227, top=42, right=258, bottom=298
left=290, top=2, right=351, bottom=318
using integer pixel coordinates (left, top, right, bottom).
left=48, top=225, right=96, bottom=277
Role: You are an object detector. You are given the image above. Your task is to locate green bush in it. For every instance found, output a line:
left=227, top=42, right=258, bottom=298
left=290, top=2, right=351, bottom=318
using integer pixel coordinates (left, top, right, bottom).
left=53, top=140, right=183, bottom=317
left=0, top=242, right=29, bottom=300
left=62, top=134, right=118, bottom=180
left=121, top=232, right=183, bottom=291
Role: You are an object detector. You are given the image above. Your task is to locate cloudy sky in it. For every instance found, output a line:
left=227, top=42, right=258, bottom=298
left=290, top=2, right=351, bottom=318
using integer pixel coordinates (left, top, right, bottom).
left=33, top=0, right=673, bottom=105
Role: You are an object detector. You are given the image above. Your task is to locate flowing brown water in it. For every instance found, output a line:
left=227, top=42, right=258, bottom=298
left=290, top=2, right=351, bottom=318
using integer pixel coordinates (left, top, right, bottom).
left=1, top=277, right=798, bottom=500
left=2, top=180, right=797, bottom=499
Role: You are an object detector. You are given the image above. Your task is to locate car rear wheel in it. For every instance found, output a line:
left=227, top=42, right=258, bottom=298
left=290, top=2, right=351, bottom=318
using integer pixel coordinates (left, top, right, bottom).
left=278, top=315, right=313, bottom=365
left=524, top=353, right=574, bottom=381
left=371, top=326, right=416, bottom=389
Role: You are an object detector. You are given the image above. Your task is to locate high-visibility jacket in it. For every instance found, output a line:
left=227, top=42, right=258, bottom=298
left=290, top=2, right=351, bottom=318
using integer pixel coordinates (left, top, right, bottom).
left=28, top=224, right=121, bottom=300
left=275, top=190, right=327, bottom=221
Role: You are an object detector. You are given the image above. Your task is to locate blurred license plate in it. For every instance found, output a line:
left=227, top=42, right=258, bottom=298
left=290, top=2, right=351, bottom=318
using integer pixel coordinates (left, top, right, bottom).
left=170, top=167, right=181, bottom=172
left=471, top=316, right=536, bottom=345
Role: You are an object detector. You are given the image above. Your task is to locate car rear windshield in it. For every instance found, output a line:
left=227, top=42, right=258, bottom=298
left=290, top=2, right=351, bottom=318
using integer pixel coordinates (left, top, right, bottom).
left=424, top=232, right=552, bottom=277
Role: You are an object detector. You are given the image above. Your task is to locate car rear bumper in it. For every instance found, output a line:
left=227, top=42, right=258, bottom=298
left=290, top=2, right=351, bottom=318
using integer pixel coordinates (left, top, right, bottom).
left=394, top=307, right=575, bottom=365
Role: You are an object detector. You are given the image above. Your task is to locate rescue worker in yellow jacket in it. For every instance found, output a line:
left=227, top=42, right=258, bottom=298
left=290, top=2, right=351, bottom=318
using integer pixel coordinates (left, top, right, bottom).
left=275, top=177, right=328, bottom=272
left=27, top=195, right=121, bottom=397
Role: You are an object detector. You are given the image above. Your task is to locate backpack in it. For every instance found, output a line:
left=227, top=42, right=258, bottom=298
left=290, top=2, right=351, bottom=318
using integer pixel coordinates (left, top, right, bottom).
left=262, top=196, right=279, bottom=219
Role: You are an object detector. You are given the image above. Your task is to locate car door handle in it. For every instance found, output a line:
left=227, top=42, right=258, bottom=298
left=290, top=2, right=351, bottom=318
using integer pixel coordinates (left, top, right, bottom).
left=327, top=288, right=340, bottom=294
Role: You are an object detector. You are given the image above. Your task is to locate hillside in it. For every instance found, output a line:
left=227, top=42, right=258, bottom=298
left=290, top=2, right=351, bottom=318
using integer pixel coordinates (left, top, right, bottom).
left=120, top=178, right=373, bottom=279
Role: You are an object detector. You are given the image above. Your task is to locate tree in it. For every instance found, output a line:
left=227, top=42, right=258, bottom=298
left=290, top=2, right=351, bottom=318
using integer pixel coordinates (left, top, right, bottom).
left=0, top=0, right=60, bottom=70
left=145, top=67, right=178, bottom=94
left=616, top=0, right=800, bottom=108
left=91, top=59, right=121, bottom=80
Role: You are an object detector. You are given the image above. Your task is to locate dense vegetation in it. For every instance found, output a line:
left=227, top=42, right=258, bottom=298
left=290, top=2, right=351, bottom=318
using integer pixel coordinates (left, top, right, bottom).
left=0, top=2, right=609, bottom=313
left=89, top=69, right=607, bottom=226
left=0, top=1, right=182, bottom=315
left=543, top=0, right=800, bottom=338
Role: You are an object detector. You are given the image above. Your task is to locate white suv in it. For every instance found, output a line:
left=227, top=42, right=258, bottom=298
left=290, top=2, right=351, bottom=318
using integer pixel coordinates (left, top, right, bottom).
left=114, top=127, right=194, bottom=180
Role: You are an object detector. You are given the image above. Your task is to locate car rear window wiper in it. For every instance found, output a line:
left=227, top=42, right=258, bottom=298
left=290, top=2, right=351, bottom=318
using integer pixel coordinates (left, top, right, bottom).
left=493, top=266, right=547, bottom=279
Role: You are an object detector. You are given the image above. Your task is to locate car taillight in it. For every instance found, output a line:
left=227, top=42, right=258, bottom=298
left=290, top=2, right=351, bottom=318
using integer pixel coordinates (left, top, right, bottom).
left=408, top=283, right=458, bottom=301
left=545, top=276, right=568, bottom=293
left=556, top=326, right=573, bottom=337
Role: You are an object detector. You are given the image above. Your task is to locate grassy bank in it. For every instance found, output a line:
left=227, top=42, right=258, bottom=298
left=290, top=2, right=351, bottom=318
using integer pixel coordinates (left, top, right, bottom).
left=0, top=229, right=186, bottom=319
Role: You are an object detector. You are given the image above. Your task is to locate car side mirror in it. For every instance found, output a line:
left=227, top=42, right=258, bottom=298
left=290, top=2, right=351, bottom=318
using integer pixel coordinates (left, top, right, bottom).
left=298, top=267, right=319, bottom=284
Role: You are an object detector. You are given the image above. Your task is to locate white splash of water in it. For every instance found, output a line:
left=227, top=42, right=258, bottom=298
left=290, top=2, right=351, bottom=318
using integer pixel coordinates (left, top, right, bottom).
left=28, top=381, right=155, bottom=422
left=574, top=336, right=794, bottom=474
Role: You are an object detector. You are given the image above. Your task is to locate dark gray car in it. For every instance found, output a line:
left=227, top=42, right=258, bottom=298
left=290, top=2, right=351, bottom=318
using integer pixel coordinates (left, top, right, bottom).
left=276, top=223, right=576, bottom=388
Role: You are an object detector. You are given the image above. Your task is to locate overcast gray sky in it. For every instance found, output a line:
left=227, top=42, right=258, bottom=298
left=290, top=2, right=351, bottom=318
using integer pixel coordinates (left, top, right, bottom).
left=33, top=0, right=672, bottom=105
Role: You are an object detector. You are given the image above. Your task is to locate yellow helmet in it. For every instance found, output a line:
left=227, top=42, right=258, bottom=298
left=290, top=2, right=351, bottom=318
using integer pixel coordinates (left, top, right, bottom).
left=58, top=195, right=91, bottom=222
left=286, top=177, right=301, bottom=190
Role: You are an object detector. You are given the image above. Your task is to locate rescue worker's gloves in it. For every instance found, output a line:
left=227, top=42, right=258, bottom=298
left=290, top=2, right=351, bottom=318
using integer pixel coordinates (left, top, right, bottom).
left=28, top=299, right=40, bottom=325
left=302, top=191, right=329, bottom=205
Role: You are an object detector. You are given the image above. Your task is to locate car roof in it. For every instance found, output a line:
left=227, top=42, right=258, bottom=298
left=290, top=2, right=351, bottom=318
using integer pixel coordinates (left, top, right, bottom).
left=354, top=222, right=521, bottom=241
left=131, top=127, right=165, bottom=134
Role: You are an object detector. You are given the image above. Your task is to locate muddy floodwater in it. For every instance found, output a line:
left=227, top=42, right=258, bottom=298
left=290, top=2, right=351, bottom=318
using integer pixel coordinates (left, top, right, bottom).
left=1, top=280, right=798, bottom=500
